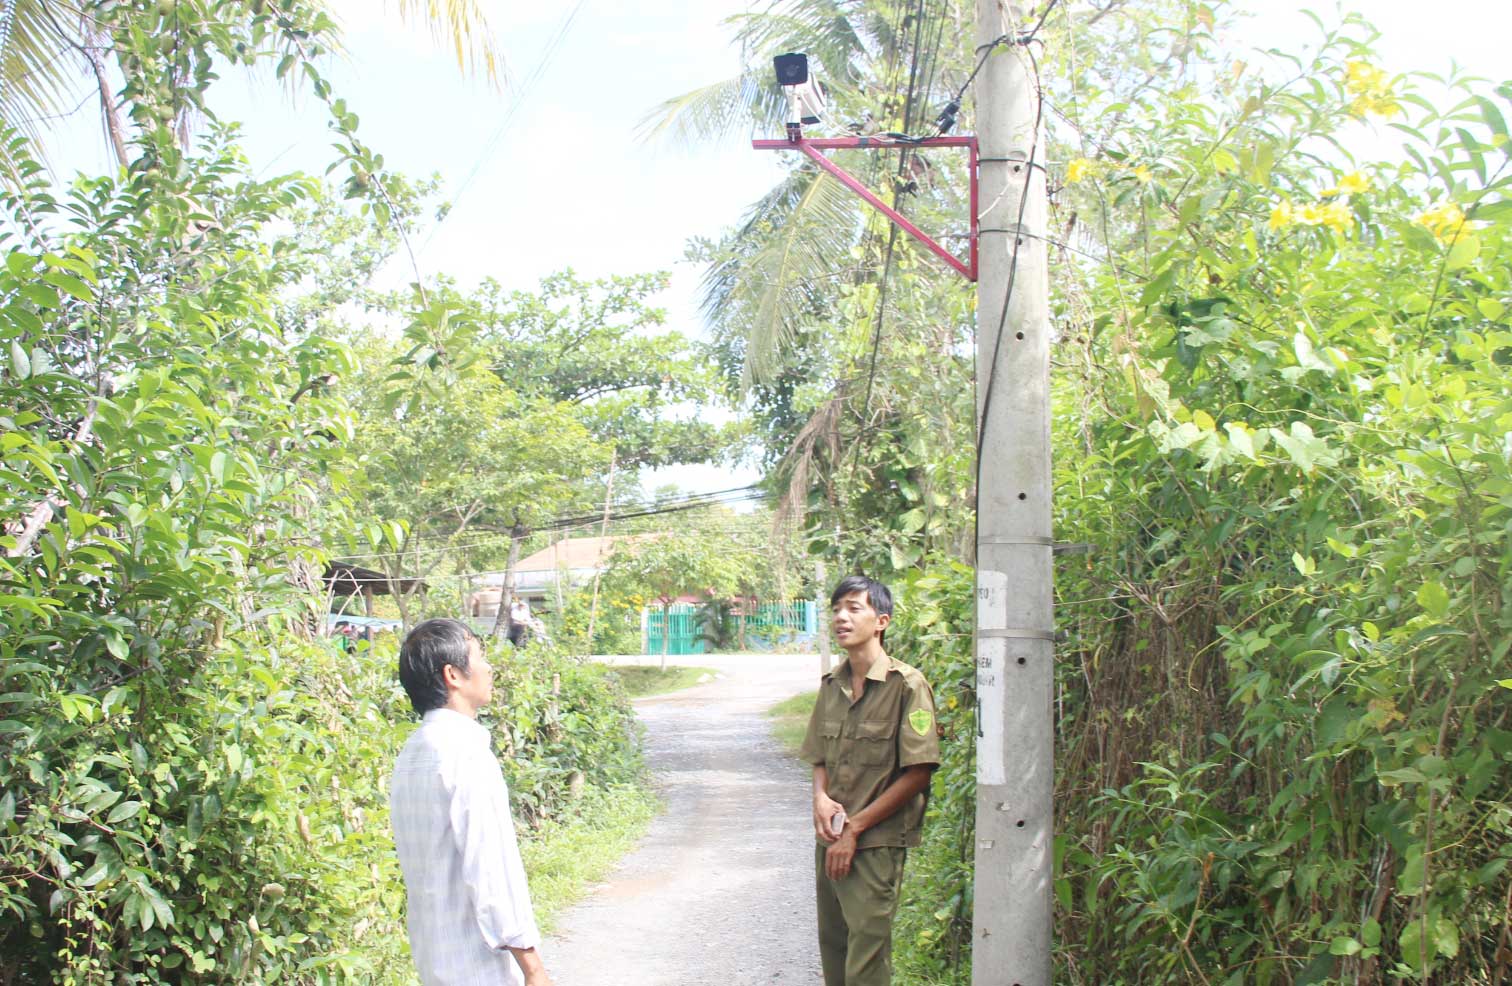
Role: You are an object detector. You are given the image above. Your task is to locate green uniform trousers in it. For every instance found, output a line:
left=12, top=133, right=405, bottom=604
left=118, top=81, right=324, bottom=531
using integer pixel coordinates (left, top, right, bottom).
left=815, top=844, right=907, bottom=986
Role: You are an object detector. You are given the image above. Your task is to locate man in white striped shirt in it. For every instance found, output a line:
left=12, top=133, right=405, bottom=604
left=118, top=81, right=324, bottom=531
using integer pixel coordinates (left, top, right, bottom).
left=390, top=618, right=553, bottom=986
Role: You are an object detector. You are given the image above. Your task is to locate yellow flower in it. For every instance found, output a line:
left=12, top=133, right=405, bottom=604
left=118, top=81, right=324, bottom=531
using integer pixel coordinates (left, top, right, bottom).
left=1415, top=201, right=1469, bottom=243
left=1343, top=60, right=1399, bottom=119
left=1318, top=200, right=1352, bottom=233
left=1295, top=200, right=1353, bottom=233
left=1133, top=164, right=1154, bottom=185
left=1066, top=158, right=1094, bottom=183
left=1268, top=200, right=1295, bottom=231
left=1337, top=171, right=1371, bottom=195
left=1322, top=171, right=1371, bottom=197
left=1345, top=60, right=1386, bottom=94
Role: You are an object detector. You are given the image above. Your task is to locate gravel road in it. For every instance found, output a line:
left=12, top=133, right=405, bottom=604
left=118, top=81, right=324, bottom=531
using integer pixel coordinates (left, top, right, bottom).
left=543, top=653, right=827, bottom=986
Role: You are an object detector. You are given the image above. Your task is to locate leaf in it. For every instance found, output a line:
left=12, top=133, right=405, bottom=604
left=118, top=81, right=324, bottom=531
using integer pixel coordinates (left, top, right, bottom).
left=1444, top=233, right=1481, bottom=271
left=19, top=283, right=58, bottom=308
left=1435, top=917, right=1459, bottom=959
left=106, top=800, right=143, bottom=824
left=78, top=859, right=114, bottom=887
left=1479, top=95, right=1510, bottom=138
left=1329, top=937, right=1361, bottom=956
left=1415, top=580, right=1449, bottom=619
left=1292, top=330, right=1333, bottom=374
left=41, top=270, right=93, bottom=301
left=8, top=341, right=29, bottom=380
left=1399, top=918, right=1426, bottom=968
left=1270, top=421, right=1335, bottom=474
left=1479, top=298, right=1507, bottom=321
left=210, top=451, right=230, bottom=484
left=1224, top=423, right=1256, bottom=460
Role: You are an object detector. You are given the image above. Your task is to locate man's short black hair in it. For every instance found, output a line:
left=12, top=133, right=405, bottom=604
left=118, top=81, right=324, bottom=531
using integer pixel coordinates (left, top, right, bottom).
left=829, top=575, right=894, bottom=619
left=398, top=618, right=479, bottom=715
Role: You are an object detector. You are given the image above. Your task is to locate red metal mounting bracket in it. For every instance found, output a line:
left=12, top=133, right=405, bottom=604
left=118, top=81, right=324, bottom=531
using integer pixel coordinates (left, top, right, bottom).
left=752, top=135, right=979, bottom=282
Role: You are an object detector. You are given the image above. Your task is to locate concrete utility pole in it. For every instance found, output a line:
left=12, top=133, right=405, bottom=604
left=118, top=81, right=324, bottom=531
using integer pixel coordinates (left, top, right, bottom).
left=971, top=1, right=1054, bottom=983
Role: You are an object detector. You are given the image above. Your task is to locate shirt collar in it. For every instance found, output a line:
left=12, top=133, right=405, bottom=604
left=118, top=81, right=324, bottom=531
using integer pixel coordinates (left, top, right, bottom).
left=422, top=707, right=491, bottom=746
left=825, top=654, right=895, bottom=682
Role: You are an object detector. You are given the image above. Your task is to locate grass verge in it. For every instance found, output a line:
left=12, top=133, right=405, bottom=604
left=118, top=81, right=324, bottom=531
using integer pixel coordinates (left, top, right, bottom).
left=599, top=663, right=718, bottom=698
left=766, top=690, right=818, bottom=756
left=521, top=781, right=660, bottom=931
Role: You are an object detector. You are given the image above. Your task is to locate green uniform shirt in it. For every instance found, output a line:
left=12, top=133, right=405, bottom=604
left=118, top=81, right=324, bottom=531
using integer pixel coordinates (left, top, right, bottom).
left=799, top=654, right=941, bottom=850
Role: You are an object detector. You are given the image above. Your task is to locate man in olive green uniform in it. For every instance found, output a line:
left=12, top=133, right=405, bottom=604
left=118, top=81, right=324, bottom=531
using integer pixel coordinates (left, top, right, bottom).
left=799, top=575, right=940, bottom=986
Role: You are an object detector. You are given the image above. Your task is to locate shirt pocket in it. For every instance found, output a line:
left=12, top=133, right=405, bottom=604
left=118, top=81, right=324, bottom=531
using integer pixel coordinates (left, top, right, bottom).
left=855, top=718, right=898, bottom=766
left=820, top=719, right=842, bottom=760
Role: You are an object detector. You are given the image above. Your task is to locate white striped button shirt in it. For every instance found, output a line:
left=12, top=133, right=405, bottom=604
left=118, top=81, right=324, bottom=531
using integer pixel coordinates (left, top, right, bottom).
left=390, top=708, right=541, bottom=986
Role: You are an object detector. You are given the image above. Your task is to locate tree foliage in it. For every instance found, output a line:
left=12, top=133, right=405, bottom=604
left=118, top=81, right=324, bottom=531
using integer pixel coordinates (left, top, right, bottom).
left=0, top=4, right=652, bottom=982
left=457, top=269, right=739, bottom=470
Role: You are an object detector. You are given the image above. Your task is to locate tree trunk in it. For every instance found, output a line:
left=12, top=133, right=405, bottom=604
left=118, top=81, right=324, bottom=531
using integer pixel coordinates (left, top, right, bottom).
left=491, top=521, right=526, bottom=640
left=5, top=395, right=101, bottom=558
left=586, top=451, right=617, bottom=645
left=386, top=554, right=412, bottom=631
left=286, top=493, right=321, bottom=641
left=659, top=601, right=670, bottom=671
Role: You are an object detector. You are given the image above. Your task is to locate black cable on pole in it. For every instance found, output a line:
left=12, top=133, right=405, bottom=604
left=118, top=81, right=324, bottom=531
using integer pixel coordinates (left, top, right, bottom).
left=975, top=42, right=1045, bottom=473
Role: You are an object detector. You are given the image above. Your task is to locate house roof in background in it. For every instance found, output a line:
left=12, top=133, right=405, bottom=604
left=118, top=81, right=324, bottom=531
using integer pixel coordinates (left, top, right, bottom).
left=324, top=561, right=425, bottom=597
left=517, top=535, right=620, bottom=573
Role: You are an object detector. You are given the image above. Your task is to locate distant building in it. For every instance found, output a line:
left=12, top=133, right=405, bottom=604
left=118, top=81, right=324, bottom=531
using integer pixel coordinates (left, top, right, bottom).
left=470, top=535, right=639, bottom=609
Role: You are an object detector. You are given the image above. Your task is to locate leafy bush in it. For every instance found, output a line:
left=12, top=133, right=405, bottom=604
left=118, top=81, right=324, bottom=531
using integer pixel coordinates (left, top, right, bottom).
left=0, top=122, right=645, bottom=984
left=871, top=22, right=1512, bottom=986
left=485, top=641, right=644, bottom=826
left=885, top=561, right=978, bottom=986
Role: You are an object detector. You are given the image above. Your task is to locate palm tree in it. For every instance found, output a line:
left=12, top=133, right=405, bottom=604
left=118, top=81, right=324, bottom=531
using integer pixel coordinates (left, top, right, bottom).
left=641, top=0, right=971, bottom=386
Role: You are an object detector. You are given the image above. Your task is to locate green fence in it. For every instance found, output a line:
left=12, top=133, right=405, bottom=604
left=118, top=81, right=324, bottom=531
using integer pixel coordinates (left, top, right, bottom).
left=644, top=603, right=704, bottom=655
left=643, top=600, right=818, bottom=655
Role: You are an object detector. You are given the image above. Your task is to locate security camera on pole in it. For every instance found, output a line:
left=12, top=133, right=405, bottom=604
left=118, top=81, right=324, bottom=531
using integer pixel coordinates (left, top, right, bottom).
left=971, top=2, right=1054, bottom=985
left=773, top=52, right=827, bottom=139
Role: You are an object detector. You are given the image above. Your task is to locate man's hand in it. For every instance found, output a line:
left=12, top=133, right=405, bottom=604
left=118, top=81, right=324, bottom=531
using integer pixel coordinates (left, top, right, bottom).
left=824, top=825, right=858, bottom=880
left=813, top=789, right=844, bottom=844
left=523, top=973, right=553, bottom=986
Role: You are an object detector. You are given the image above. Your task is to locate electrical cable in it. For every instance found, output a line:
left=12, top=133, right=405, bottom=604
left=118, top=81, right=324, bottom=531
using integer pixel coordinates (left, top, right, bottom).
left=330, top=484, right=770, bottom=566
left=936, top=0, right=1058, bottom=137
left=974, top=41, right=1045, bottom=472
left=418, top=0, right=588, bottom=253
left=333, top=487, right=768, bottom=565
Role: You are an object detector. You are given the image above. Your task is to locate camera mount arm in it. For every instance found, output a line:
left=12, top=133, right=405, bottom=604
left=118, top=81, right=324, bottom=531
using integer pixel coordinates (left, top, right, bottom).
left=752, top=135, right=979, bottom=282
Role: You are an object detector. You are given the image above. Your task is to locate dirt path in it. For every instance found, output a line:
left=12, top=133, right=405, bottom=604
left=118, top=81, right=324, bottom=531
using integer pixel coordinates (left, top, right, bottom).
left=543, top=653, right=826, bottom=986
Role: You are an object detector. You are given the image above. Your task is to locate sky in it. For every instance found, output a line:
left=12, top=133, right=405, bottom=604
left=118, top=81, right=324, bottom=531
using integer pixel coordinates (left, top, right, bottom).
left=49, top=0, right=1512, bottom=496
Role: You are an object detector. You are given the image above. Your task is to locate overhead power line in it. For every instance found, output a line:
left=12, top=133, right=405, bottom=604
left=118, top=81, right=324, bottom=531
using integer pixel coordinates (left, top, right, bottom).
left=331, top=484, right=769, bottom=566
left=419, top=0, right=589, bottom=254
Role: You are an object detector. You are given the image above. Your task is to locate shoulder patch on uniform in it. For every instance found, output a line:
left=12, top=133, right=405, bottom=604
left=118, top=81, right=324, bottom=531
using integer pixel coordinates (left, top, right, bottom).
left=909, top=708, right=933, bottom=736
